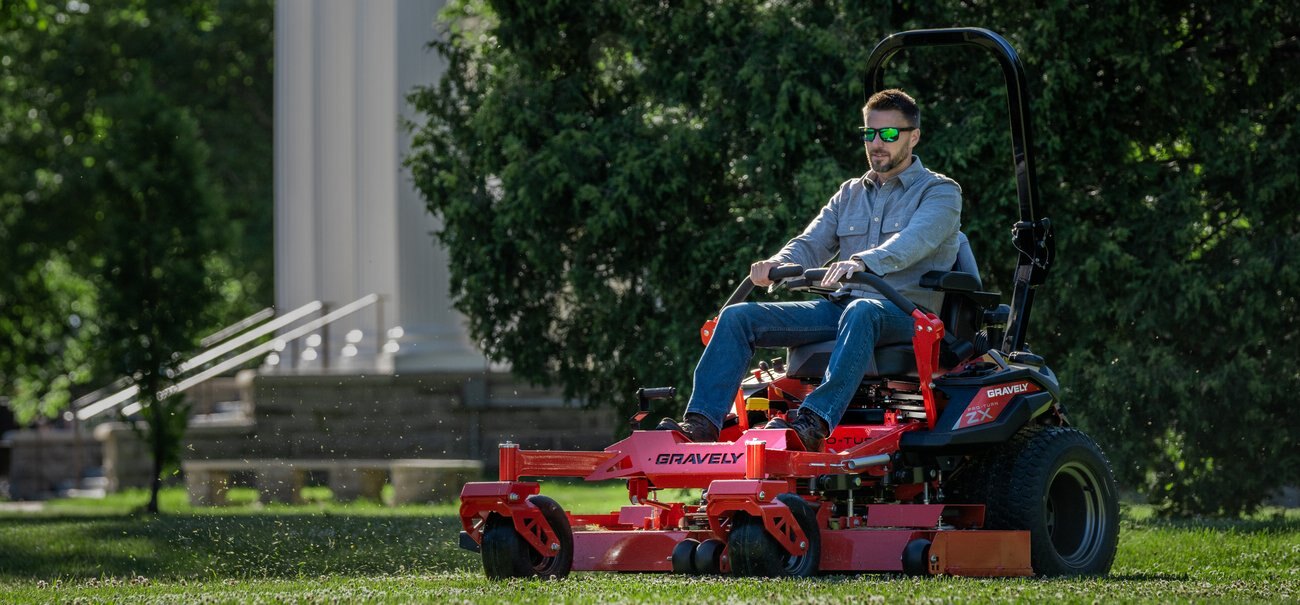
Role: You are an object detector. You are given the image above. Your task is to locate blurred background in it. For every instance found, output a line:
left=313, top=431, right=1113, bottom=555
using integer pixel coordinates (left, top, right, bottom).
left=0, top=1, right=1295, bottom=516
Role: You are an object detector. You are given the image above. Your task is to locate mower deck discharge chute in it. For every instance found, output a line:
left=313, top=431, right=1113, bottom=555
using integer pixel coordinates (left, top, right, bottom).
left=458, top=27, right=1119, bottom=579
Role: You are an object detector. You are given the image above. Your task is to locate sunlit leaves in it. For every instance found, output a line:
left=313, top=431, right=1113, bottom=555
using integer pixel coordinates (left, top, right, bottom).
left=0, top=0, right=273, bottom=424
left=410, top=0, right=1299, bottom=515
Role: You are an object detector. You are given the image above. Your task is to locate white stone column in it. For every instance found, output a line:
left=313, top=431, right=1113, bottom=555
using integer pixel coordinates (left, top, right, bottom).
left=392, top=0, right=486, bottom=372
left=308, top=1, right=360, bottom=371
left=348, top=0, right=400, bottom=369
left=274, top=0, right=317, bottom=320
left=273, top=0, right=485, bottom=374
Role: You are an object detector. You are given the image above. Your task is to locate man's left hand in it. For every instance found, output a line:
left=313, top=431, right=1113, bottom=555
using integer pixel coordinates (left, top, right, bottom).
left=821, top=259, right=870, bottom=287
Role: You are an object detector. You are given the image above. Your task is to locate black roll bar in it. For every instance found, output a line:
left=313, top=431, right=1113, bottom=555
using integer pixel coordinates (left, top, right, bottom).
left=864, top=28, right=1054, bottom=354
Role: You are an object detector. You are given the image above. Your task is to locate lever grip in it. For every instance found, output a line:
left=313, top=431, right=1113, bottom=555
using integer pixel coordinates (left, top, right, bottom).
left=767, top=264, right=805, bottom=280
left=637, top=387, right=677, bottom=400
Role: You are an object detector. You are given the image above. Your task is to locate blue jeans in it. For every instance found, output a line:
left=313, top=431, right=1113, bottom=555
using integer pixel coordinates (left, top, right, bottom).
left=685, top=296, right=914, bottom=431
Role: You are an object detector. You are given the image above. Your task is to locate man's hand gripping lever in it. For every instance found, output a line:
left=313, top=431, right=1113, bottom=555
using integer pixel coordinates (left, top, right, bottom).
left=722, top=264, right=806, bottom=308
left=751, top=261, right=805, bottom=288
left=766, top=263, right=805, bottom=288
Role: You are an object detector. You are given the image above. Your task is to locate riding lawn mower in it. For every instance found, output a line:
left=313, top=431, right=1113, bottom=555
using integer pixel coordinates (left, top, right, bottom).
left=457, top=27, right=1120, bottom=579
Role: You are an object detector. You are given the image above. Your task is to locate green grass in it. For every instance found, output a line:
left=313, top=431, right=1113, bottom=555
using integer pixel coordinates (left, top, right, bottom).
left=0, top=484, right=1296, bottom=604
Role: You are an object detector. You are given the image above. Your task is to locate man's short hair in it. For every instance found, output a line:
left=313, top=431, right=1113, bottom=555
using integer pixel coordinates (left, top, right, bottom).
left=864, top=89, right=920, bottom=129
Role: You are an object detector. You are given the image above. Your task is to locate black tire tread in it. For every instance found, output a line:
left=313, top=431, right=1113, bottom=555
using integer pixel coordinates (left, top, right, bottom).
left=479, top=495, right=574, bottom=580
left=672, top=539, right=699, bottom=574
left=727, top=514, right=779, bottom=577
left=960, top=425, right=1119, bottom=576
left=902, top=538, right=932, bottom=576
left=480, top=516, right=531, bottom=579
left=693, top=538, right=726, bottom=575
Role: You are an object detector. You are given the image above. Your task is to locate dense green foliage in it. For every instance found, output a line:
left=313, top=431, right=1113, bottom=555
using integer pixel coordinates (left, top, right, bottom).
left=409, top=1, right=892, bottom=423
left=0, top=1, right=275, bottom=510
left=0, top=0, right=275, bottom=423
left=94, top=78, right=221, bottom=512
left=0, top=487, right=1297, bottom=602
left=407, top=0, right=1299, bottom=515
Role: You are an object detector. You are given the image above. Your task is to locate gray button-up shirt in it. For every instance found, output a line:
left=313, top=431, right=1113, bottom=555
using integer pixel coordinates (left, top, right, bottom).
left=769, top=156, right=962, bottom=312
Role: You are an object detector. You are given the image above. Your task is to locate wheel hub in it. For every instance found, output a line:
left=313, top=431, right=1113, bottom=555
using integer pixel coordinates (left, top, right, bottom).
left=1047, top=460, right=1105, bottom=566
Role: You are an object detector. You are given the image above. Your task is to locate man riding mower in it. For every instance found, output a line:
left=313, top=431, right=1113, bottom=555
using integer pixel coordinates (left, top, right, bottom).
left=655, top=83, right=959, bottom=453
left=457, top=27, right=1119, bottom=579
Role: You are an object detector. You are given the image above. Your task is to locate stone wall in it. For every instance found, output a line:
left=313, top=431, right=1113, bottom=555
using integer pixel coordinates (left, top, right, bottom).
left=87, top=415, right=259, bottom=494
left=184, top=370, right=620, bottom=464
left=3, top=427, right=101, bottom=500
left=7, top=370, right=624, bottom=498
left=95, top=422, right=152, bottom=492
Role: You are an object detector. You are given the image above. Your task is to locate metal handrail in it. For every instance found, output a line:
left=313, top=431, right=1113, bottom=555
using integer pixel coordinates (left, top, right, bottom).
left=144, top=294, right=380, bottom=408
left=75, top=298, right=318, bottom=420
left=74, top=294, right=381, bottom=422
left=74, top=384, right=141, bottom=421
left=180, top=301, right=322, bottom=372
left=200, top=307, right=275, bottom=348
left=69, top=376, right=134, bottom=412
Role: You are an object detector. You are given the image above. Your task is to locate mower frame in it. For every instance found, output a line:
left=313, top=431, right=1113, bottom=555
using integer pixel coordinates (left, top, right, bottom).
left=457, top=27, right=1116, bottom=580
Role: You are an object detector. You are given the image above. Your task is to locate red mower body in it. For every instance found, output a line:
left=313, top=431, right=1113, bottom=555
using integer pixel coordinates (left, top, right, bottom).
left=459, top=304, right=1056, bottom=577
left=457, top=28, right=1118, bottom=580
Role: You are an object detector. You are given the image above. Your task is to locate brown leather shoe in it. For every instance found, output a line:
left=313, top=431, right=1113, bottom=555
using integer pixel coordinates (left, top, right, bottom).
left=763, top=408, right=828, bottom=451
left=654, top=412, right=720, bottom=442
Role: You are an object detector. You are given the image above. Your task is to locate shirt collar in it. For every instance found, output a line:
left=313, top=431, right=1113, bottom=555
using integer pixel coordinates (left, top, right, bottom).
left=866, top=155, right=925, bottom=190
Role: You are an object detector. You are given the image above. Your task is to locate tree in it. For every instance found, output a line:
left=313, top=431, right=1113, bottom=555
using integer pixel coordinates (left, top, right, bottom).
left=90, top=78, right=221, bottom=513
left=409, top=0, right=1300, bottom=515
left=0, top=1, right=273, bottom=413
left=995, top=1, right=1300, bottom=516
left=0, top=3, right=106, bottom=421
left=0, top=0, right=274, bottom=510
left=409, top=0, right=887, bottom=412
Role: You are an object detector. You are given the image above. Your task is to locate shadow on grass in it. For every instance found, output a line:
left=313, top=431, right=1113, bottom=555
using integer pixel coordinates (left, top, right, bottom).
left=0, top=512, right=479, bottom=581
left=1106, top=572, right=1194, bottom=582
left=4, top=501, right=1293, bottom=582
left=1124, top=515, right=1300, bottom=535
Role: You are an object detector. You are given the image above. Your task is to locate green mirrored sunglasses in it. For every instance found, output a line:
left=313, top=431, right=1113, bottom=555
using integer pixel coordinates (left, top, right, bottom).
left=859, top=126, right=917, bottom=143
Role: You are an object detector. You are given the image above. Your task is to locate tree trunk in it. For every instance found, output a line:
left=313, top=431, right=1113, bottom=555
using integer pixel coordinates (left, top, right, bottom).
left=147, top=395, right=164, bottom=514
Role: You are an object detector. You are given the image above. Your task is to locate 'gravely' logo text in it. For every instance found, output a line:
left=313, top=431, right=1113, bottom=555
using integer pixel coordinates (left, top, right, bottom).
left=985, top=383, right=1029, bottom=399
left=654, top=452, right=743, bottom=465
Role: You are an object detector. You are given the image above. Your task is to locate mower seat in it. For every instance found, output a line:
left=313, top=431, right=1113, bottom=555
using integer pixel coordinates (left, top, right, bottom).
left=786, top=341, right=917, bottom=378
left=784, top=232, right=986, bottom=380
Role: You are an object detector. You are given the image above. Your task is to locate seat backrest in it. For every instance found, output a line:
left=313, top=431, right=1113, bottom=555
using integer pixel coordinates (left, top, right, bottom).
left=952, top=231, right=981, bottom=286
left=939, top=231, right=984, bottom=349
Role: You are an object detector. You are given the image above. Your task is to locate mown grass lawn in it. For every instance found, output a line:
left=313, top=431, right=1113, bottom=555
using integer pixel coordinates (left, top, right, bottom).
left=0, top=483, right=1295, bottom=604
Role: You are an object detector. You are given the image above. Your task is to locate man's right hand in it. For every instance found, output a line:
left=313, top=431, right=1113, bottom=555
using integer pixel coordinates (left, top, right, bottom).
left=750, top=260, right=782, bottom=287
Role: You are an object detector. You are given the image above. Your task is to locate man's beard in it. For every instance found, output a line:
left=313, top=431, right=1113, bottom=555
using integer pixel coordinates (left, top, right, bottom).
left=870, top=147, right=908, bottom=174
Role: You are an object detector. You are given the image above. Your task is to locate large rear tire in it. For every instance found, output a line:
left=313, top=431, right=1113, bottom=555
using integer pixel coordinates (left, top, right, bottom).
left=480, top=495, right=574, bottom=580
left=954, top=426, right=1119, bottom=576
